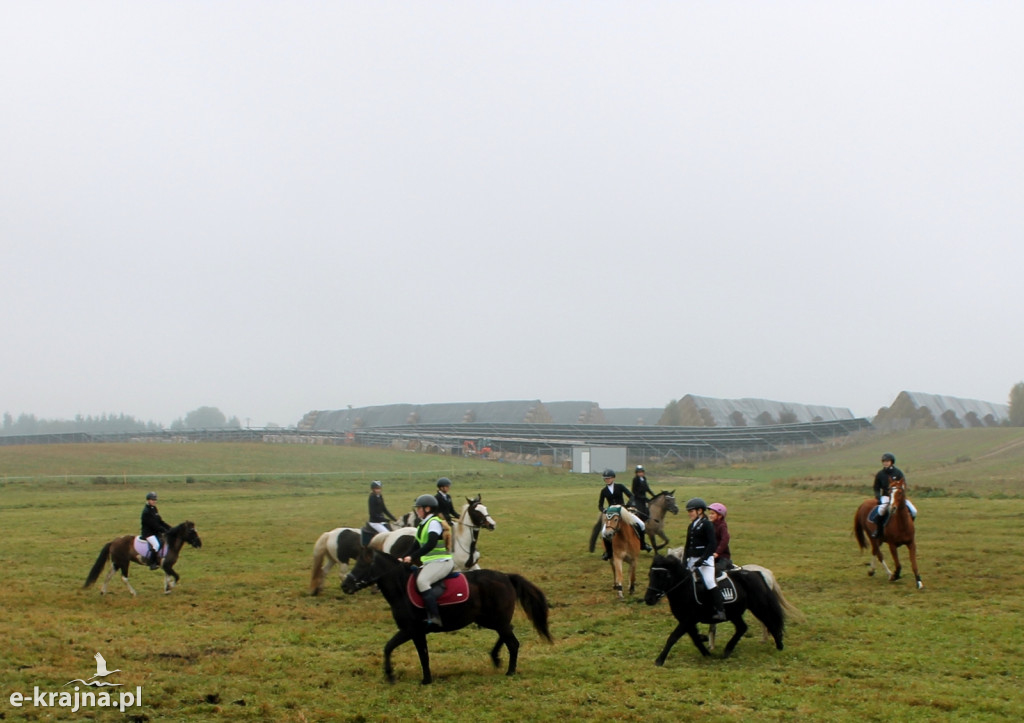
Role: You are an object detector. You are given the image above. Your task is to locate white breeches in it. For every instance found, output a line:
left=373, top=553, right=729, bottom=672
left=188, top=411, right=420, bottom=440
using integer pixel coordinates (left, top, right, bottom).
left=145, top=535, right=161, bottom=551
left=878, top=496, right=917, bottom=517
left=687, top=557, right=717, bottom=589
left=368, top=521, right=390, bottom=535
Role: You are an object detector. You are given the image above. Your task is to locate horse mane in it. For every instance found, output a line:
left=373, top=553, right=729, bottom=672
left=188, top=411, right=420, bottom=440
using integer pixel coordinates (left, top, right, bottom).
left=653, top=553, right=686, bottom=576
left=166, top=521, right=193, bottom=539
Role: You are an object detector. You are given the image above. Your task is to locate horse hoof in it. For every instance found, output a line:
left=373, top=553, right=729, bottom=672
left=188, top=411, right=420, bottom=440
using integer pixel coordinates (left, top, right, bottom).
left=654, top=659, right=665, bottom=667
left=868, top=570, right=875, bottom=577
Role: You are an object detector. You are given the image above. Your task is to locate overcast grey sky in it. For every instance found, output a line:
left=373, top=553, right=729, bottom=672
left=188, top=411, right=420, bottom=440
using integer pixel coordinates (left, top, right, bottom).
left=3, top=2, right=1022, bottom=427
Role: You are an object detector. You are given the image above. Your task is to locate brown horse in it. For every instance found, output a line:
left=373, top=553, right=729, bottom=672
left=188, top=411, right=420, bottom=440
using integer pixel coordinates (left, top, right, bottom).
left=83, top=521, right=202, bottom=595
left=601, top=506, right=642, bottom=600
left=642, top=491, right=679, bottom=551
left=854, top=479, right=922, bottom=589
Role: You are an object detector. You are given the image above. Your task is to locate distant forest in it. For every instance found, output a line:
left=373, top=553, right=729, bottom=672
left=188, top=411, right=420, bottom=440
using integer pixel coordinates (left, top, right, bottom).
left=0, top=407, right=243, bottom=436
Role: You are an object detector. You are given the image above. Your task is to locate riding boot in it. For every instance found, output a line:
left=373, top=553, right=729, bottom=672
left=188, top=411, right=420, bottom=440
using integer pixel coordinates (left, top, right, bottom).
left=601, top=539, right=612, bottom=561
left=147, top=547, right=161, bottom=570
left=634, top=523, right=652, bottom=551
left=709, top=586, right=727, bottom=622
left=420, top=587, right=443, bottom=627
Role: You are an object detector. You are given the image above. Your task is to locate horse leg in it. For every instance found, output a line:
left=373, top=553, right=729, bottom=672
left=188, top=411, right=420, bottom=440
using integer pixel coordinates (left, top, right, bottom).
left=628, top=557, right=636, bottom=596
left=118, top=563, right=138, bottom=597
left=489, top=637, right=505, bottom=668
left=382, top=628, right=416, bottom=684
left=100, top=564, right=117, bottom=595
left=888, top=544, right=902, bottom=582
left=707, top=623, right=717, bottom=651
left=685, top=624, right=713, bottom=658
left=907, top=541, right=923, bottom=589
left=721, top=615, right=749, bottom=659
left=409, top=632, right=432, bottom=685
left=612, top=558, right=624, bottom=600
left=501, top=628, right=521, bottom=676
left=655, top=622, right=689, bottom=665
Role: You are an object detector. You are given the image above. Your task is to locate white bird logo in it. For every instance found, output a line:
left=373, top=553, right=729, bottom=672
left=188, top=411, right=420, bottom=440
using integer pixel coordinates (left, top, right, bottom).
left=89, top=652, right=121, bottom=681
left=65, top=652, right=123, bottom=687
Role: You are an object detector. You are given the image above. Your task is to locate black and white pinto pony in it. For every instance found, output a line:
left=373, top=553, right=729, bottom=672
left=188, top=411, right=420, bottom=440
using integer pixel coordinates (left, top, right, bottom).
left=644, top=553, right=787, bottom=663
left=83, top=521, right=202, bottom=596
left=368, top=495, right=496, bottom=571
left=341, top=547, right=552, bottom=684
left=310, top=514, right=419, bottom=595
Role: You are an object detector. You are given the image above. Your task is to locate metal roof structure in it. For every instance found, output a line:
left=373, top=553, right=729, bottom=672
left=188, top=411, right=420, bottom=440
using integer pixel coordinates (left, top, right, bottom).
left=873, top=391, right=1009, bottom=430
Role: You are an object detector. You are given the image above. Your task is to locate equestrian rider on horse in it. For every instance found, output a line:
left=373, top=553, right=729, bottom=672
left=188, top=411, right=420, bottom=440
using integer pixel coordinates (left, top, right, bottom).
left=435, top=477, right=456, bottom=525
left=598, top=469, right=651, bottom=559
left=871, top=453, right=918, bottom=539
left=683, top=497, right=727, bottom=622
left=366, top=480, right=398, bottom=543
left=141, top=491, right=171, bottom=570
left=631, top=465, right=654, bottom=519
left=400, top=494, right=454, bottom=627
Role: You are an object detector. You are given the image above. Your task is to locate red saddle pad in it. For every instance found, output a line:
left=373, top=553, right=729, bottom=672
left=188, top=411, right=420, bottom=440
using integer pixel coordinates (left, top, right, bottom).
left=406, top=573, right=470, bottom=608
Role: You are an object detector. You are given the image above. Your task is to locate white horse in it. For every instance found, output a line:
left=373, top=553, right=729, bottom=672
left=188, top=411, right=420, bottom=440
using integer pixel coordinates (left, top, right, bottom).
left=368, top=495, right=496, bottom=571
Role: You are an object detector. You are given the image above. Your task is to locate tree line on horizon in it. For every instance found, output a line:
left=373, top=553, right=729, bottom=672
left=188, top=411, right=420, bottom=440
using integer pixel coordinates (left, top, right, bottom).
left=0, top=406, right=244, bottom=437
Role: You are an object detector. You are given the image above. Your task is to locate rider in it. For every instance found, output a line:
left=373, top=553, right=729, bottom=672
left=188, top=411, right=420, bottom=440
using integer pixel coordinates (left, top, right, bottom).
left=707, top=502, right=732, bottom=573
left=598, top=469, right=651, bottom=559
left=434, top=477, right=456, bottom=525
left=141, top=491, right=171, bottom=570
left=631, top=464, right=654, bottom=519
left=366, top=480, right=398, bottom=542
left=683, top=497, right=727, bottom=622
left=871, top=453, right=918, bottom=539
left=400, top=494, right=454, bottom=627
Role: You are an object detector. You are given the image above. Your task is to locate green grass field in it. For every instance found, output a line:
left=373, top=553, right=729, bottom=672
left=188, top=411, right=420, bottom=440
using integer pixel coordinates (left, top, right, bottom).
left=1, top=430, right=1022, bottom=721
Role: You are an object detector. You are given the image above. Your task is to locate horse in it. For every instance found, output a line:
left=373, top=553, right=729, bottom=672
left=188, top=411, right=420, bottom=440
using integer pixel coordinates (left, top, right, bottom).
left=83, top=521, right=202, bottom=596
left=642, top=491, right=679, bottom=551
left=367, top=495, right=496, bottom=571
left=644, top=553, right=786, bottom=663
left=601, top=505, right=642, bottom=600
left=341, top=547, right=552, bottom=684
left=309, top=527, right=363, bottom=595
left=854, top=477, right=922, bottom=589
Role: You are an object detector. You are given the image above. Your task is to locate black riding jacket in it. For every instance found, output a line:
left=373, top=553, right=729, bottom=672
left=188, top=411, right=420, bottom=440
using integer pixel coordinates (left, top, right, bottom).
left=631, top=474, right=653, bottom=513
left=874, top=466, right=905, bottom=501
left=141, top=504, right=171, bottom=539
left=683, top=515, right=718, bottom=564
left=598, top=483, right=634, bottom=512
left=368, top=493, right=397, bottom=524
left=435, top=490, right=456, bottom=525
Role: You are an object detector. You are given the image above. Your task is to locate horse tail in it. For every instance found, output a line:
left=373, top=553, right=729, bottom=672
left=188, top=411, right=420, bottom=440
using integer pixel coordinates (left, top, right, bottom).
left=310, top=532, right=332, bottom=595
left=740, top=572, right=786, bottom=649
left=83, top=542, right=112, bottom=589
left=770, top=579, right=805, bottom=623
left=854, top=506, right=869, bottom=551
left=507, top=573, right=553, bottom=643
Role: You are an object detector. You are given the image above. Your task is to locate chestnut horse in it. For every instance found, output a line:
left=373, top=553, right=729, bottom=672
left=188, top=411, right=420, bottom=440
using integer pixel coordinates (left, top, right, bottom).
left=83, top=521, right=201, bottom=595
left=601, top=505, right=642, bottom=600
left=854, top=477, right=922, bottom=589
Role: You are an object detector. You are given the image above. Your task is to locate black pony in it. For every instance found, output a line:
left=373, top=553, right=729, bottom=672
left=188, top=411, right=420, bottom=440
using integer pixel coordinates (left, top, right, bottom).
left=644, top=554, right=785, bottom=663
left=342, top=547, right=552, bottom=684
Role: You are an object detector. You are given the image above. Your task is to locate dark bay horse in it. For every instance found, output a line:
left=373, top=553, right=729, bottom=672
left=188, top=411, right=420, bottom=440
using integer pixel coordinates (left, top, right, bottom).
left=84, top=521, right=201, bottom=596
left=309, top=527, right=362, bottom=595
left=644, top=554, right=786, bottom=663
left=643, top=491, right=679, bottom=551
left=341, top=548, right=552, bottom=684
left=854, top=477, right=922, bottom=589
left=601, top=505, right=642, bottom=600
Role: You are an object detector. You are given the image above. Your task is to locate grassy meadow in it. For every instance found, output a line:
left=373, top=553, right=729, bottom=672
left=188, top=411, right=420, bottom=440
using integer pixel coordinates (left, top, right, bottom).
left=1, top=430, right=1023, bottom=721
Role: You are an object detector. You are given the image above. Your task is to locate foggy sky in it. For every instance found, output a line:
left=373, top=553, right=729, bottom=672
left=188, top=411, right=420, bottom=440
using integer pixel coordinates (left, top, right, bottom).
left=3, top=2, right=1022, bottom=427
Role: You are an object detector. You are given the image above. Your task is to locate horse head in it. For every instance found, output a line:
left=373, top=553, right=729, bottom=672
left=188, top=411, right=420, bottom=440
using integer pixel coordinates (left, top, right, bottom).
left=183, top=521, right=202, bottom=549
left=889, top=478, right=907, bottom=509
left=644, top=554, right=682, bottom=604
left=601, top=507, right=624, bottom=540
left=342, top=547, right=389, bottom=594
left=464, top=495, right=495, bottom=531
left=660, top=491, right=679, bottom=515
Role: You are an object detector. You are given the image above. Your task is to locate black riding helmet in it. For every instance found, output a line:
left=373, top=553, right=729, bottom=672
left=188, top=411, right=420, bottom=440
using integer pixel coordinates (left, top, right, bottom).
left=414, top=494, right=438, bottom=508
left=685, top=497, right=707, bottom=511
left=436, top=477, right=452, bottom=489
left=602, top=469, right=616, bottom=479
left=146, top=491, right=158, bottom=501
left=882, top=453, right=895, bottom=463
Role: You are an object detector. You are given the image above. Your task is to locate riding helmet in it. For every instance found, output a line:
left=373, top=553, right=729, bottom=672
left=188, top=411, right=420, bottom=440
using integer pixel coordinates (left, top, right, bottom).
left=685, top=497, right=707, bottom=511
left=146, top=491, right=158, bottom=500
left=881, top=453, right=896, bottom=463
left=602, top=469, right=616, bottom=479
left=414, top=494, right=438, bottom=508
left=635, top=465, right=645, bottom=472
left=708, top=502, right=728, bottom=518
left=436, top=477, right=452, bottom=489
left=370, top=480, right=382, bottom=489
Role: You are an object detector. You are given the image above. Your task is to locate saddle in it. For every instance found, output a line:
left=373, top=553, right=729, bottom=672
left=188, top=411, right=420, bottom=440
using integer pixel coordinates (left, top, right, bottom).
left=133, top=536, right=163, bottom=560
left=690, top=569, right=738, bottom=605
left=406, top=572, right=470, bottom=608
